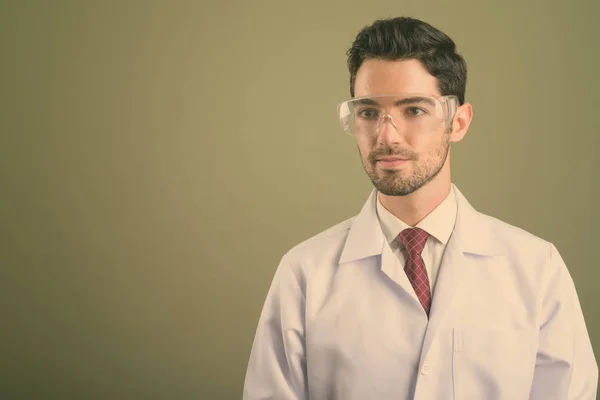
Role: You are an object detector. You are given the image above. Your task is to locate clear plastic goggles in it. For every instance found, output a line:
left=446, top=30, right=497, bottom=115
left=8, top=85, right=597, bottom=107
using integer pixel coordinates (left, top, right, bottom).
left=337, top=93, right=458, bottom=137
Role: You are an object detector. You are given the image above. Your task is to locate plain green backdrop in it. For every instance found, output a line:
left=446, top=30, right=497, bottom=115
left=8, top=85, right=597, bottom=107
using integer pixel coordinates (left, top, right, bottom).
left=1, top=1, right=598, bottom=398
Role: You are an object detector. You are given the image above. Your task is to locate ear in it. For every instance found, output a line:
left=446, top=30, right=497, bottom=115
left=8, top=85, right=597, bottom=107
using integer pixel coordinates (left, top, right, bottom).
left=449, top=102, right=473, bottom=143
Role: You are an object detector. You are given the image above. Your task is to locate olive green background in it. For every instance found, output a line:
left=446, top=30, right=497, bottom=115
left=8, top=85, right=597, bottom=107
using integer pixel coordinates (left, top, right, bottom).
left=1, top=1, right=598, bottom=399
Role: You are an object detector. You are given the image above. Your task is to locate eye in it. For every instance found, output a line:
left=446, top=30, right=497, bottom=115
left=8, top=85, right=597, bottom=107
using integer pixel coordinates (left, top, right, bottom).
left=357, top=108, right=380, bottom=120
left=405, top=107, right=427, bottom=117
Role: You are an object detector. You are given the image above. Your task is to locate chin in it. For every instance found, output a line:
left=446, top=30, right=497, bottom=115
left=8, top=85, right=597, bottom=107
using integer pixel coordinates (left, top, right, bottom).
left=376, top=184, right=420, bottom=196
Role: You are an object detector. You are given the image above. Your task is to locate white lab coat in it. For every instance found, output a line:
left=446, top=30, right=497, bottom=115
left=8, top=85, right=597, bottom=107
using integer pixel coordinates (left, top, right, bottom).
left=243, top=185, right=598, bottom=399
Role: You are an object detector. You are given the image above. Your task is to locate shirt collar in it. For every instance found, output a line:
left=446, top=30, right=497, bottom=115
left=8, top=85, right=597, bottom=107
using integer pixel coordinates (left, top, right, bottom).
left=376, top=187, right=457, bottom=246
left=338, top=184, right=502, bottom=265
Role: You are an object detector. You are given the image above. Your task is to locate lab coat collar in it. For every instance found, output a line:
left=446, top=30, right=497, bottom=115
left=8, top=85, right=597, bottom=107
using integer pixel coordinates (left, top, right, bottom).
left=339, top=184, right=502, bottom=264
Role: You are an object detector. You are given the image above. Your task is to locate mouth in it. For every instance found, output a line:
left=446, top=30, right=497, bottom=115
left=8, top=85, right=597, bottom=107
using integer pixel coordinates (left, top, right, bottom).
left=376, top=157, right=409, bottom=168
left=376, top=157, right=409, bottom=162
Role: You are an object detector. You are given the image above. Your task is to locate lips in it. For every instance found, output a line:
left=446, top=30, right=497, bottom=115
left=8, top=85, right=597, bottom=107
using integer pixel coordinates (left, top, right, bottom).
left=377, top=157, right=408, bottom=162
left=376, top=157, right=409, bottom=169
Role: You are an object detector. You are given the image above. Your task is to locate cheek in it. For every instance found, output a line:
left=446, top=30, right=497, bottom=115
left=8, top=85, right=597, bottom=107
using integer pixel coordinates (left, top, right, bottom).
left=414, top=132, right=448, bottom=153
left=356, top=137, right=374, bottom=157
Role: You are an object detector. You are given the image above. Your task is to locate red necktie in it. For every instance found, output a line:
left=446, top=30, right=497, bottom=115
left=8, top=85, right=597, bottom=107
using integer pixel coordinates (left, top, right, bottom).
left=398, top=227, right=431, bottom=316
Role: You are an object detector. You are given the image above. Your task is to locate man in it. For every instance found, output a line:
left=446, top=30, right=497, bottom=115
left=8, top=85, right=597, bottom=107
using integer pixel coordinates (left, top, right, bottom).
left=243, top=17, right=598, bottom=399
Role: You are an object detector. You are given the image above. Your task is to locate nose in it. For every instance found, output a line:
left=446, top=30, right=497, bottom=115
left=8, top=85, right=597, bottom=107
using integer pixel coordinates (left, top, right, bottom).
left=376, top=114, right=402, bottom=144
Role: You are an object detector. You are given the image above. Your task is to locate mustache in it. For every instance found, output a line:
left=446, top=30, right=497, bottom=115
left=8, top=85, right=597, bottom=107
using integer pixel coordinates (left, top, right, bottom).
left=368, top=147, right=417, bottom=163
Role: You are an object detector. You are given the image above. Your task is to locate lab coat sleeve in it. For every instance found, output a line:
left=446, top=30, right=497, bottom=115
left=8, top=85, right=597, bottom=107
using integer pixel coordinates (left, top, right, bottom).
left=529, top=243, right=598, bottom=399
left=243, top=254, right=308, bottom=400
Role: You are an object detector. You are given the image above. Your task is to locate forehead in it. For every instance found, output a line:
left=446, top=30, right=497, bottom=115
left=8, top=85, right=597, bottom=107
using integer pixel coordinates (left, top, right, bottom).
left=354, top=59, right=440, bottom=98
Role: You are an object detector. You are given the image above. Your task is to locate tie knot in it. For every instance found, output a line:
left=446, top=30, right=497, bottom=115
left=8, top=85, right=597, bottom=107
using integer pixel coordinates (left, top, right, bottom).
left=398, top=227, right=429, bottom=256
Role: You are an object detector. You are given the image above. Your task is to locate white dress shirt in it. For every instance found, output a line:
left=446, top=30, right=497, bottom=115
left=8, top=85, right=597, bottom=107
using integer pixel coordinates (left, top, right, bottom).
left=376, top=187, right=457, bottom=296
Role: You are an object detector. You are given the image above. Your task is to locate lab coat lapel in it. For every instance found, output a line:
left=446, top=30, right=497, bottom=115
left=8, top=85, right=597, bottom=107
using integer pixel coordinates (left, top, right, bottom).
left=418, top=185, right=503, bottom=365
left=381, top=235, right=422, bottom=306
left=339, top=188, right=384, bottom=264
left=418, top=226, right=462, bottom=366
left=339, top=188, right=425, bottom=305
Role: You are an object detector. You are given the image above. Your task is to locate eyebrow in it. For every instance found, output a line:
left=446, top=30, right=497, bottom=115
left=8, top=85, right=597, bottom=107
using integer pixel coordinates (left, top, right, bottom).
left=355, top=96, right=436, bottom=107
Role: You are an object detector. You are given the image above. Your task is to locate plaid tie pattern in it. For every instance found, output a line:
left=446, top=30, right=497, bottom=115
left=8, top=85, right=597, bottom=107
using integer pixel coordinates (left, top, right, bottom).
left=398, top=227, right=431, bottom=316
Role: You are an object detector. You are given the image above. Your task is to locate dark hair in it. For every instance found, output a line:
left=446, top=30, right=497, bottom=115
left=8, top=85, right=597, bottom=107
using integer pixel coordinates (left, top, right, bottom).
left=346, top=17, right=467, bottom=104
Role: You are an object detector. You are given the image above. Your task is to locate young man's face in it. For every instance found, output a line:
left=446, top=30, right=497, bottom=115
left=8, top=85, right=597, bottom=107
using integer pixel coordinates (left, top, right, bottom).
left=353, top=58, right=453, bottom=196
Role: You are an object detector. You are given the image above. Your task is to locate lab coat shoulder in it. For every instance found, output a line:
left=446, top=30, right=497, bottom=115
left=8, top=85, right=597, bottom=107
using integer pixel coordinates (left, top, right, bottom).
left=481, top=212, right=583, bottom=306
left=456, top=205, right=551, bottom=297
left=275, top=215, right=356, bottom=289
left=264, top=213, right=356, bottom=313
left=285, top=216, right=355, bottom=267
left=473, top=210, right=556, bottom=279
left=266, top=214, right=354, bottom=285
left=478, top=211, right=551, bottom=255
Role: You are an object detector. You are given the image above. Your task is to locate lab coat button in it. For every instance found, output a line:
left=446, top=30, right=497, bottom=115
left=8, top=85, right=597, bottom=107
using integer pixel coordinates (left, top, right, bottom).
left=420, top=363, right=430, bottom=375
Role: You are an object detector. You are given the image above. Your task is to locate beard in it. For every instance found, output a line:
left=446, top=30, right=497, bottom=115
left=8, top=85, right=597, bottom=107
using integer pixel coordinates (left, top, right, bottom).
left=361, top=135, right=451, bottom=196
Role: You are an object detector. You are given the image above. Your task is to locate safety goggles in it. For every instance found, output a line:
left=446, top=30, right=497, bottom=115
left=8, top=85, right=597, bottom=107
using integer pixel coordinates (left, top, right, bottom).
left=337, top=93, right=458, bottom=137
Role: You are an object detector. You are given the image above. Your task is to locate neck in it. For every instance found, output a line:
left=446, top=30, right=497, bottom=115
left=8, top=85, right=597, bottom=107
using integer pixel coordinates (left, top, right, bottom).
left=378, top=175, right=451, bottom=227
